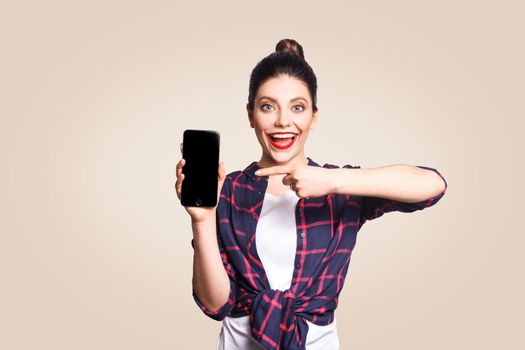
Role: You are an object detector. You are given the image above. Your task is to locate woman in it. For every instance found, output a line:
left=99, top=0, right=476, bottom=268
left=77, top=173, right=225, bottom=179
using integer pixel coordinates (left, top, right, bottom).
left=175, top=38, right=447, bottom=350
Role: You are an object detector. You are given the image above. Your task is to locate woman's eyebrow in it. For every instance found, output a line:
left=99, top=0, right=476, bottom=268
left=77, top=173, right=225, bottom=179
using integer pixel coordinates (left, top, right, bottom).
left=258, top=96, right=308, bottom=103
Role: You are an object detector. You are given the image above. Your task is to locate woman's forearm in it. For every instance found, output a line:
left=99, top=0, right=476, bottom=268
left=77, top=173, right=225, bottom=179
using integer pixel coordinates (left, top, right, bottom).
left=191, top=216, right=231, bottom=313
left=331, top=164, right=446, bottom=203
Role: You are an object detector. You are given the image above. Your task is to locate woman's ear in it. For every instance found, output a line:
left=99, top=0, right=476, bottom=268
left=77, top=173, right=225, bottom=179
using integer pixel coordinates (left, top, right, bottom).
left=246, top=103, right=254, bottom=128
left=310, top=110, right=318, bottom=130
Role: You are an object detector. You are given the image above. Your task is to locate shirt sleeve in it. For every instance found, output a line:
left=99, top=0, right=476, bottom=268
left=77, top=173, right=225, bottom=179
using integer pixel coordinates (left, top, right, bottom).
left=191, top=177, right=238, bottom=321
left=343, top=164, right=447, bottom=226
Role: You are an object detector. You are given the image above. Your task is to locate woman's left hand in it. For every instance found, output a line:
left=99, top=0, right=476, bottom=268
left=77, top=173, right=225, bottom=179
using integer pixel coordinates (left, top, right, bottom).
left=255, top=164, right=337, bottom=199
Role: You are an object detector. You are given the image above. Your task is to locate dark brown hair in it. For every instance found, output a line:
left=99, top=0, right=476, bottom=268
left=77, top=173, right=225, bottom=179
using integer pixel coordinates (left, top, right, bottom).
left=247, top=38, right=318, bottom=113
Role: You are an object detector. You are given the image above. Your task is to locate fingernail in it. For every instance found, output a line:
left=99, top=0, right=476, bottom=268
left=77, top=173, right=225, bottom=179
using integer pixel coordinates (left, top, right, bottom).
left=255, top=170, right=261, bottom=175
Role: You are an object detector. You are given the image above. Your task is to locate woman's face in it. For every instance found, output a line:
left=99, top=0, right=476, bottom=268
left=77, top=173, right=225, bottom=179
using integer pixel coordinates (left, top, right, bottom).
left=247, top=74, right=318, bottom=167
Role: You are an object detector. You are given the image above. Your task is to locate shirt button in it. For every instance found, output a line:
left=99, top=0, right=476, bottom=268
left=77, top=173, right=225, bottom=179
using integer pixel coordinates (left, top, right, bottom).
left=298, top=208, right=303, bottom=213
left=300, top=232, right=305, bottom=238
left=295, top=262, right=301, bottom=268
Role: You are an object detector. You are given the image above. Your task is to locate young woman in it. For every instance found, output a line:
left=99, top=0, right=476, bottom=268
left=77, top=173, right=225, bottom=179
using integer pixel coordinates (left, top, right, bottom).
left=175, top=38, right=447, bottom=350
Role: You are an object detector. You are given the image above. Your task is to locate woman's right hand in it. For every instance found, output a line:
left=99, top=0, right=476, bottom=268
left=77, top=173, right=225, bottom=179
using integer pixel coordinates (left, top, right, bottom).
left=175, top=143, right=226, bottom=223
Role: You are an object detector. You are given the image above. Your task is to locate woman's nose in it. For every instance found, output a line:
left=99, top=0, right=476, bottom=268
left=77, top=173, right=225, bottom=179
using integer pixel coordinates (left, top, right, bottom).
left=275, top=112, right=291, bottom=127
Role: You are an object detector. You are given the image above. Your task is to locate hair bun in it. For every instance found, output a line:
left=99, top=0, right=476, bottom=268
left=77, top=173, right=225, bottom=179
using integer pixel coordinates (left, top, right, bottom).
left=275, top=38, right=305, bottom=59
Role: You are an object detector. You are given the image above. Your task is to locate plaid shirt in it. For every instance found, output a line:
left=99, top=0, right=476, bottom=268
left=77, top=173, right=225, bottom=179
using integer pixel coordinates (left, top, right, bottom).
left=192, top=157, right=447, bottom=350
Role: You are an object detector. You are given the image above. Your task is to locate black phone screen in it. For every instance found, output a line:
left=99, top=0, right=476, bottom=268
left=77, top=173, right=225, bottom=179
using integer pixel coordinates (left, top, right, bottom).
left=181, top=129, right=220, bottom=207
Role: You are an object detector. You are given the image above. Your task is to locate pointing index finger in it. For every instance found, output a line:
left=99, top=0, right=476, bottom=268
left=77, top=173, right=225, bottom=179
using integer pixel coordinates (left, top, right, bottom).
left=255, top=165, right=292, bottom=176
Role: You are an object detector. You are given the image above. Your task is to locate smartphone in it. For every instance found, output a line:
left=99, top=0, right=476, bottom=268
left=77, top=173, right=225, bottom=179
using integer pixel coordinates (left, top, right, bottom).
left=180, top=129, right=220, bottom=207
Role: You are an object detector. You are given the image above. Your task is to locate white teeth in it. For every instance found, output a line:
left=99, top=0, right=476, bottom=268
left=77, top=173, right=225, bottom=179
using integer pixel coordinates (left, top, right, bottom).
left=270, top=133, right=297, bottom=139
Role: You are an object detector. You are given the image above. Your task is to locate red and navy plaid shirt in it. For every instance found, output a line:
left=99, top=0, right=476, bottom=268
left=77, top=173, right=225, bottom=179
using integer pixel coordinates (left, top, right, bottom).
left=192, top=157, right=447, bottom=350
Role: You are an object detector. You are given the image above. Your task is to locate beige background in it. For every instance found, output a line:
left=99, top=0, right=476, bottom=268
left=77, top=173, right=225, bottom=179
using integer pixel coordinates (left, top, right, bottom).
left=1, top=0, right=523, bottom=349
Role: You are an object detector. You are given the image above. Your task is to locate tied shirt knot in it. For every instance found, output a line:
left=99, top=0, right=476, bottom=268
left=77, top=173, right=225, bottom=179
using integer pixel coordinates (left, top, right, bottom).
left=250, top=288, right=309, bottom=350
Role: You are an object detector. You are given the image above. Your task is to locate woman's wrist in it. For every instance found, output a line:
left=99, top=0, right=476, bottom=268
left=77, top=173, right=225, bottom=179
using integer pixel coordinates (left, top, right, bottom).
left=191, top=214, right=215, bottom=225
left=330, top=168, right=358, bottom=195
left=330, top=168, right=345, bottom=194
left=189, top=208, right=217, bottom=225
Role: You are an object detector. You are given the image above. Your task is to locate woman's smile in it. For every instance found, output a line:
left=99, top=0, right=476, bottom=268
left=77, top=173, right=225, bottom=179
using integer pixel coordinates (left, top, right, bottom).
left=267, top=132, right=298, bottom=150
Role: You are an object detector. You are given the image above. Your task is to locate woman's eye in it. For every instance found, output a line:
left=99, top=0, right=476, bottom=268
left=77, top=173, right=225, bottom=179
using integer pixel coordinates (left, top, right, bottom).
left=261, top=104, right=273, bottom=111
left=293, top=105, right=305, bottom=112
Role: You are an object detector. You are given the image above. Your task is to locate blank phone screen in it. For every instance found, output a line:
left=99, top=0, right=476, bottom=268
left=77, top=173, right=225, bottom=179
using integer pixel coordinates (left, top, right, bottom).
left=181, top=130, right=220, bottom=207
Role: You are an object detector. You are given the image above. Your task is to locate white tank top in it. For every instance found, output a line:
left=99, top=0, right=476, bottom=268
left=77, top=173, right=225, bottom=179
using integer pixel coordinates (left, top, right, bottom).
left=216, top=189, right=340, bottom=349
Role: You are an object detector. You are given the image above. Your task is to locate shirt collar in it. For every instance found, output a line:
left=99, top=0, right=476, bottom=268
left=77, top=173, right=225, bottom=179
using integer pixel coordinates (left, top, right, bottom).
left=243, top=157, right=320, bottom=182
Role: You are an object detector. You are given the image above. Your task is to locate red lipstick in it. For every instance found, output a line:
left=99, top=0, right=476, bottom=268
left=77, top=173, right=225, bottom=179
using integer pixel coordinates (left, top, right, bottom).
left=267, top=132, right=298, bottom=150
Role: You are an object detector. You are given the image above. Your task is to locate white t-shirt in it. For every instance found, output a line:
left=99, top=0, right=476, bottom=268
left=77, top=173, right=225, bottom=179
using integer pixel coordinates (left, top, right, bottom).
left=216, top=189, right=340, bottom=349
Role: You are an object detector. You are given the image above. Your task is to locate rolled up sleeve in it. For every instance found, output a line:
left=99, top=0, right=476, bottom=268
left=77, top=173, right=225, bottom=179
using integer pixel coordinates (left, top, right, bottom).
left=343, top=164, right=447, bottom=226
left=192, top=278, right=236, bottom=321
